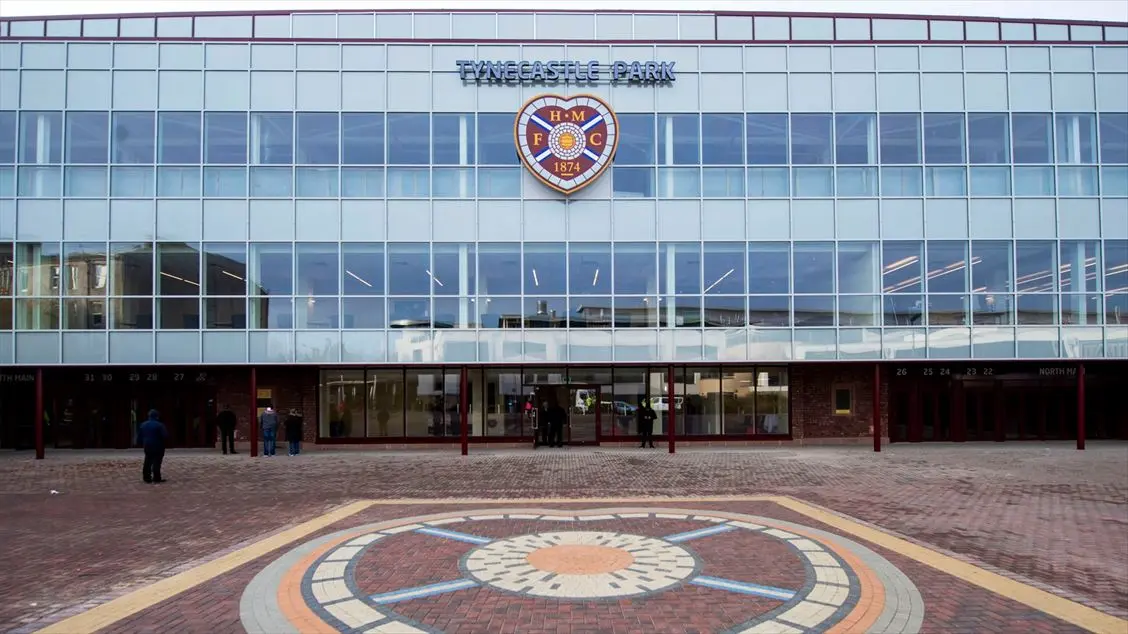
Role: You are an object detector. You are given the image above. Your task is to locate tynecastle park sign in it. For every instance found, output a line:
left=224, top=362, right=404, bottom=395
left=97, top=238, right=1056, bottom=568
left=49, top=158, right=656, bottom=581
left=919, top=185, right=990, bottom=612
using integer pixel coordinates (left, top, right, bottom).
left=456, top=59, right=677, bottom=84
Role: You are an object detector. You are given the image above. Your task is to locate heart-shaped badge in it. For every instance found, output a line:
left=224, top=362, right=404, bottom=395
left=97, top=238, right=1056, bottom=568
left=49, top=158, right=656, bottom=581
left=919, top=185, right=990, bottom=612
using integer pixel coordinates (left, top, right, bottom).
left=514, top=94, right=619, bottom=195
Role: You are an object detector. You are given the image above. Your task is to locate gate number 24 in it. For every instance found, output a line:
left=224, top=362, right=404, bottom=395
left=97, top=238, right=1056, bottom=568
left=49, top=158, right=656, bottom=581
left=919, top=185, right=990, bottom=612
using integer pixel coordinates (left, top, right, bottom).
left=895, top=367, right=992, bottom=376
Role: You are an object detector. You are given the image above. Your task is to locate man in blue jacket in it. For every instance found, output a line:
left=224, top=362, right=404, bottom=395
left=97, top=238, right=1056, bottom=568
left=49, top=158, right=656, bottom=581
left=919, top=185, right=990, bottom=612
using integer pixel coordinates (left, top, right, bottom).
left=138, top=409, right=169, bottom=484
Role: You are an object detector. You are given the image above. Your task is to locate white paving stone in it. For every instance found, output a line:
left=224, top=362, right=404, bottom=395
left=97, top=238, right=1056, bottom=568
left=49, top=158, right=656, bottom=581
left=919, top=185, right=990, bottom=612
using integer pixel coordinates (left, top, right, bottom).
left=507, top=514, right=541, bottom=519
left=764, top=528, right=800, bottom=539
left=577, top=514, right=617, bottom=521
left=813, top=565, right=849, bottom=586
left=788, top=538, right=824, bottom=552
left=469, top=514, right=506, bottom=520
left=324, top=545, right=363, bottom=562
left=311, top=561, right=348, bottom=581
left=424, top=517, right=466, bottom=526
left=365, top=621, right=427, bottom=633
left=803, top=551, right=839, bottom=567
left=739, top=621, right=803, bottom=634
left=616, top=513, right=651, bottom=518
left=346, top=534, right=383, bottom=547
left=654, top=513, right=688, bottom=519
left=324, top=599, right=384, bottom=629
left=776, top=600, right=839, bottom=628
left=311, top=579, right=352, bottom=604
left=806, top=582, right=850, bottom=607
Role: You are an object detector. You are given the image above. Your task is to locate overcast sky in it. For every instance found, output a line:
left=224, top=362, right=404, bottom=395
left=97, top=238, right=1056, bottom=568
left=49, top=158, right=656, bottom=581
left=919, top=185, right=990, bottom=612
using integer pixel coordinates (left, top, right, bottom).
left=1, top=0, right=1126, bottom=23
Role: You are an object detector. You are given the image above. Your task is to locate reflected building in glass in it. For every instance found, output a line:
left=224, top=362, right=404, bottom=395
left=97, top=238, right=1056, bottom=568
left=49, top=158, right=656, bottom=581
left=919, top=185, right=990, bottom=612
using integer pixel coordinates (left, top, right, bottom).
left=0, top=9, right=1125, bottom=452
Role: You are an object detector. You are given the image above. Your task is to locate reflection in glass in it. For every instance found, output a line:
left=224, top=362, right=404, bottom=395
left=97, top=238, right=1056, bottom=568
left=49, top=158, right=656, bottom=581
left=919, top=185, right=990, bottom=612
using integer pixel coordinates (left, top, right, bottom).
left=793, top=242, right=834, bottom=294
left=1016, top=293, right=1056, bottom=325
left=112, top=112, right=155, bottom=163
left=341, top=297, right=385, bottom=328
left=790, top=114, right=832, bottom=164
left=926, top=241, right=969, bottom=293
left=204, top=112, right=247, bottom=164
left=613, top=296, right=657, bottom=328
left=63, top=242, right=108, bottom=296
left=109, top=242, right=152, bottom=295
left=923, top=114, right=965, bottom=164
left=793, top=167, right=833, bottom=196
left=387, top=113, right=429, bottom=164
left=65, top=112, right=109, bottom=164
left=110, top=166, right=154, bottom=196
left=477, top=114, right=517, bottom=165
left=747, top=167, right=789, bottom=196
left=835, top=114, right=876, bottom=164
left=616, top=114, right=656, bottom=165
left=748, top=243, right=790, bottom=294
left=523, top=297, right=567, bottom=328
left=883, top=294, right=924, bottom=326
left=342, top=243, right=384, bottom=295
left=249, top=243, right=293, bottom=296
left=1012, top=113, right=1053, bottom=163
left=19, top=112, right=63, bottom=163
left=430, top=243, right=473, bottom=297
left=837, top=167, right=877, bottom=196
left=478, top=243, right=520, bottom=295
left=662, top=295, right=702, bottom=327
left=746, top=114, right=788, bottom=165
left=111, top=297, right=153, bottom=329
left=157, top=242, right=200, bottom=295
left=250, top=113, right=293, bottom=164
left=1061, top=294, right=1102, bottom=325
left=701, top=114, right=743, bottom=164
left=341, top=113, right=385, bottom=164
left=968, top=113, right=1010, bottom=163
left=703, top=296, right=745, bottom=327
left=569, top=296, right=613, bottom=328
left=1014, top=166, right=1055, bottom=196
left=296, top=243, right=339, bottom=296
left=158, top=297, right=199, bottom=329
left=658, top=243, right=701, bottom=295
left=972, top=293, right=1012, bottom=325
left=321, top=369, right=366, bottom=438
left=405, top=369, right=459, bottom=437
left=683, top=366, right=720, bottom=435
left=969, top=167, right=1011, bottom=195
left=1055, top=113, right=1097, bottom=164
left=928, top=295, right=967, bottom=325
left=205, top=297, right=246, bottom=329
left=748, top=295, right=790, bottom=326
left=612, top=167, right=655, bottom=197
left=250, top=296, right=293, bottom=329
left=387, top=243, right=429, bottom=295
left=1098, top=113, right=1128, bottom=163
left=366, top=369, right=404, bottom=437
left=1059, top=240, right=1101, bottom=293
left=838, top=242, right=878, bottom=294
left=658, top=114, right=700, bottom=165
left=794, top=295, right=835, bottom=326
left=388, top=297, right=430, bottom=327
left=614, top=242, right=657, bottom=295
left=16, top=298, right=60, bottom=329
left=523, top=243, right=565, bottom=295
left=295, top=295, right=339, bottom=329
left=157, top=112, right=201, bottom=164
left=477, top=296, right=520, bottom=329
left=971, top=241, right=1012, bottom=293
left=294, top=113, right=339, bottom=165
left=63, top=298, right=105, bottom=330
left=1015, top=241, right=1056, bottom=293
left=879, top=114, right=921, bottom=164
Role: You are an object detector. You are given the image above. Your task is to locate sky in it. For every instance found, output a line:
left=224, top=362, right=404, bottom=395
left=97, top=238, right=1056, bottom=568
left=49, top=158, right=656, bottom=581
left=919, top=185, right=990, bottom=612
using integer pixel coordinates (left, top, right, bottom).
left=1, top=0, right=1126, bottom=23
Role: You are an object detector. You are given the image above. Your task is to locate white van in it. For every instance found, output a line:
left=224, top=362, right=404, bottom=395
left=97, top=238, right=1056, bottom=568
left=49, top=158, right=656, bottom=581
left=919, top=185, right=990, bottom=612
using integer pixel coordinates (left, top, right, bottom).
left=652, top=396, right=683, bottom=412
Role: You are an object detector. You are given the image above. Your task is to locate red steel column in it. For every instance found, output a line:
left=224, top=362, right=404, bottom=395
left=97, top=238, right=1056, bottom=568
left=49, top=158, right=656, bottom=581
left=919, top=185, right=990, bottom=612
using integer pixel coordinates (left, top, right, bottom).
left=1076, top=363, right=1086, bottom=451
left=873, top=364, right=882, bottom=452
left=460, top=366, right=469, bottom=456
left=249, top=367, right=258, bottom=457
left=667, top=365, right=676, bottom=454
left=34, top=368, right=44, bottom=460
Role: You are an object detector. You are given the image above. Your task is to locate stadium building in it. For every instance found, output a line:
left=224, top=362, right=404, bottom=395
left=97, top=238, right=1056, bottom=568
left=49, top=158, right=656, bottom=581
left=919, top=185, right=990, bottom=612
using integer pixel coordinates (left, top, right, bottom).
left=0, top=8, right=1125, bottom=455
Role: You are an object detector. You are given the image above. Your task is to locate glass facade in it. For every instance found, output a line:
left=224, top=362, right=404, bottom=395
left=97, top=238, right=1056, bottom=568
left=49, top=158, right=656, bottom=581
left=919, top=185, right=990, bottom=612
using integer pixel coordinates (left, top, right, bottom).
left=0, top=11, right=1126, bottom=366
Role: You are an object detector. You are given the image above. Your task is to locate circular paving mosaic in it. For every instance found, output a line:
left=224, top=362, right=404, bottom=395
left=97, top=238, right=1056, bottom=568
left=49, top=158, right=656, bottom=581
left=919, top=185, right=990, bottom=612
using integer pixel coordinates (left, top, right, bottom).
left=240, top=508, right=924, bottom=634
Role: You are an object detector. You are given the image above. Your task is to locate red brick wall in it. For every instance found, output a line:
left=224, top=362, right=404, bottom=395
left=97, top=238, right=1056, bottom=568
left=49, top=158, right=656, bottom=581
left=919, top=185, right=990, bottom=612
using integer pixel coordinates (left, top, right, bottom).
left=214, top=368, right=319, bottom=443
left=790, top=363, right=888, bottom=440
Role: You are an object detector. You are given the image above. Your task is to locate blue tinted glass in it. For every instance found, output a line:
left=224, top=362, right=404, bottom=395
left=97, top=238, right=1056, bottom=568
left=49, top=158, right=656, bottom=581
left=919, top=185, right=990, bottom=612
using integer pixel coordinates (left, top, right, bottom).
left=658, top=114, right=700, bottom=165
left=251, top=113, right=293, bottom=165
left=969, top=166, right=1011, bottom=195
left=923, top=113, right=965, bottom=164
left=1012, top=113, right=1053, bottom=164
left=703, top=243, right=745, bottom=294
left=1055, top=113, right=1097, bottom=164
left=1099, top=113, right=1128, bottom=164
left=614, top=242, right=657, bottom=294
left=477, top=113, right=516, bottom=165
left=617, top=114, right=655, bottom=165
left=659, top=242, right=701, bottom=295
left=433, top=114, right=473, bottom=165
left=524, top=243, right=566, bottom=295
left=19, top=111, right=62, bottom=163
left=748, top=243, right=790, bottom=293
left=793, top=242, right=834, bottom=294
left=112, top=112, right=155, bottom=163
left=835, top=113, right=876, bottom=164
left=341, top=113, right=384, bottom=165
left=746, top=114, right=788, bottom=165
left=569, top=243, right=612, bottom=295
left=387, top=113, right=429, bottom=165
left=157, top=112, right=201, bottom=164
left=387, top=243, right=429, bottom=294
left=65, top=112, right=109, bottom=164
left=790, top=114, right=832, bottom=165
left=878, top=114, right=921, bottom=164
left=295, top=113, right=338, bottom=165
left=880, top=166, right=923, bottom=196
left=342, top=243, right=385, bottom=295
left=204, top=112, right=247, bottom=164
left=747, top=167, right=789, bottom=196
left=701, top=114, right=742, bottom=165
left=0, top=112, right=14, bottom=163
left=431, top=243, right=471, bottom=295
left=612, top=166, right=654, bottom=197
left=967, top=113, right=1009, bottom=164
left=478, top=243, right=521, bottom=295
left=1014, top=166, right=1055, bottom=196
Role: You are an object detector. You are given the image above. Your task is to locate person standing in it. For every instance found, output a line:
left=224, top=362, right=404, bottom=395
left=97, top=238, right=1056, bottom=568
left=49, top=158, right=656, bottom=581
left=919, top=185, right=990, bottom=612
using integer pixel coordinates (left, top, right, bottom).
left=216, top=404, right=237, bottom=455
left=285, top=408, right=303, bottom=456
left=546, top=399, right=567, bottom=448
left=138, top=409, right=169, bottom=484
left=260, top=406, right=279, bottom=456
left=638, top=401, right=658, bottom=449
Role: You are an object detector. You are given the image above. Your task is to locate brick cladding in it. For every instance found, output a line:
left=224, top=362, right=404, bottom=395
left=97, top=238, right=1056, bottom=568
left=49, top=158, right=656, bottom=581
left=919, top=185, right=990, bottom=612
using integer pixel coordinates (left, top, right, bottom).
left=790, top=363, right=888, bottom=441
left=213, top=368, right=319, bottom=443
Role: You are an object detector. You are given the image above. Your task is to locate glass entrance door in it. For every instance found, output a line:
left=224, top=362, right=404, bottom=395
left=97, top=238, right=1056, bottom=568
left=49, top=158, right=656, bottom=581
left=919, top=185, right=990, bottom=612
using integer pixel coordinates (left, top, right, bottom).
left=568, top=387, right=599, bottom=444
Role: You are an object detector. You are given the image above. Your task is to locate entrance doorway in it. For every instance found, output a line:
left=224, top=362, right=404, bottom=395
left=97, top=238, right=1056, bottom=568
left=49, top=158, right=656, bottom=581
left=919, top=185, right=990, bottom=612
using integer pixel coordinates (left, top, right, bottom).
left=531, top=385, right=601, bottom=446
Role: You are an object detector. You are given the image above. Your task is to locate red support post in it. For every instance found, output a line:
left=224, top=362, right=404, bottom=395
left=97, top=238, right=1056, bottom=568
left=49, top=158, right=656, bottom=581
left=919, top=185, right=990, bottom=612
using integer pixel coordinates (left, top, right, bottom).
left=667, top=365, right=676, bottom=454
left=460, top=366, right=469, bottom=456
left=873, top=363, right=882, bottom=452
left=34, top=368, right=44, bottom=460
left=1076, top=363, right=1085, bottom=451
left=249, top=367, right=258, bottom=458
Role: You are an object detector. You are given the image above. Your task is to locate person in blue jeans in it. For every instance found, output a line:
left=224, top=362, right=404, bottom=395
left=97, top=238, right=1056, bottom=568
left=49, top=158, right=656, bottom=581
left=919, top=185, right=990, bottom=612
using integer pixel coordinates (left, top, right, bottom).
left=285, top=408, right=304, bottom=456
left=259, top=406, right=279, bottom=456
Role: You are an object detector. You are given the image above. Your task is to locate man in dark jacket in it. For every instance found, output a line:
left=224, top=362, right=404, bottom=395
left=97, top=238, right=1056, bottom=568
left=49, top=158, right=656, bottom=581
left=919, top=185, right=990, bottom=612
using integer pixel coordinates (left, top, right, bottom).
left=138, top=409, right=169, bottom=484
left=545, top=400, right=568, bottom=448
left=216, top=404, right=237, bottom=455
left=638, top=401, right=657, bottom=449
left=284, top=409, right=303, bottom=456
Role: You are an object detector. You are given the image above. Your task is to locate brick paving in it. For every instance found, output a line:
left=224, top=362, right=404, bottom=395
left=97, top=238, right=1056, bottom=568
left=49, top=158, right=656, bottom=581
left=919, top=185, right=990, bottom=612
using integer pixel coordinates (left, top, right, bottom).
left=0, top=442, right=1125, bottom=633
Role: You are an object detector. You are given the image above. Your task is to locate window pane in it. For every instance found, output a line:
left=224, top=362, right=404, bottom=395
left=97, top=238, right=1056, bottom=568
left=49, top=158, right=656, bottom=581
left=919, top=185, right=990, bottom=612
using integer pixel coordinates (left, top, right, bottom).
left=1104, top=240, right=1127, bottom=296
left=1054, top=113, right=1097, bottom=164
left=969, top=166, right=1011, bottom=195
left=1098, top=113, right=1128, bottom=163
left=157, top=112, right=201, bottom=164
left=112, top=112, right=155, bottom=163
left=923, top=113, right=965, bottom=164
left=63, top=242, right=108, bottom=297
left=569, top=243, right=612, bottom=295
left=1059, top=240, right=1101, bottom=293
left=925, top=166, right=967, bottom=196
left=749, top=243, right=790, bottom=293
left=476, top=114, right=515, bottom=165
left=838, top=241, right=879, bottom=294
left=1016, top=241, right=1057, bottom=292
left=387, top=113, right=429, bottom=164
left=701, top=114, right=742, bottom=165
left=880, top=166, right=923, bottom=196
left=615, top=114, right=655, bottom=165
left=790, top=114, right=832, bottom=164
left=926, top=241, right=969, bottom=293
left=967, top=113, right=1009, bottom=164
left=65, top=112, right=109, bottom=164
left=793, top=166, right=833, bottom=196
left=1014, top=166, right=1055, bottom=196
left=250, top=112, right=293, bottom=164
left=203, top=242, right=247, bottom=295
left=659, top=242, right=701, bottom=295
left=1012, top=113, right=1053, bottom=163
left=387, top=243, right=429, bottom=295
left=524, top=243, right=566, bottom=295
left=0, top=111, right=16, bottom=163
left=249, top=243, right=293, bottom=296
left=793, top=242, right=834, bottom=293
left=157, top=242, right=200, bottom=295
left=341, top=113, right=384, bottom=164
left=478, top=243, right=520, bottom=295
left=19, top=112, right=63, bottom=164
left=836, top=166, right=877, bottom=196
left=658, top=114, right=700, bottom=165
left=882, top=241, right=924, bottom=293
left=835, top=113, right=876, bottom=164
left=747, top=167, right=789, bottom=196
left=431, top=243, right=474, bottom=296
left=432, top=113, right=473, bottom=165
left=746, top=114, right=788, bottom=165
left=157, top=166, right=201, bottom=196
left=614, top=242, right=657, bottom=294
left=703, top=242, right=745, bottom=294
left=342, top=243, right=385, bottom=295
left=110, top=242, right=153, bottom=295
left=296, top=242, right=339, bottom=296
left=971, top=241, right=1012, bottom=293
left=612, top=167, right=654, bottom=197
left=879, top=114, right=921, bottom=164
left=204, top=112, right=247, bottom=164
left=295, top=113, right=339, bottom=165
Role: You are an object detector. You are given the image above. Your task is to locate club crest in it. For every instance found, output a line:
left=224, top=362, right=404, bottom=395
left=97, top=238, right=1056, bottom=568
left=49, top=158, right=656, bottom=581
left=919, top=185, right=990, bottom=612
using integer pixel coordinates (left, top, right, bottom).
left=514, top=94, right=619, bottom=194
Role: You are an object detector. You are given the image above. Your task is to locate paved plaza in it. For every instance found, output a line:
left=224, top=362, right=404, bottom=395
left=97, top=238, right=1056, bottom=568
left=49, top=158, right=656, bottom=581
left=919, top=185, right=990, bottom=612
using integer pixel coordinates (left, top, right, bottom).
left=0, top=443, right=1126, bottom=633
